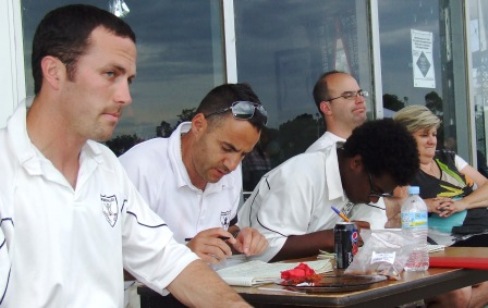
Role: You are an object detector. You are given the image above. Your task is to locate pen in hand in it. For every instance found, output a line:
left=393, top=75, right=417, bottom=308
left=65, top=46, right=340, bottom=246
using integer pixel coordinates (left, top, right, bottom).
left=185, top=236, right=230, bottom=242
left=331, top=206, right=350, bottom=222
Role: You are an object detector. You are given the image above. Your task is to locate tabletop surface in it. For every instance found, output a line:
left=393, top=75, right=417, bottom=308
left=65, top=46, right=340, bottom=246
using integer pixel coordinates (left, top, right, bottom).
left=233, top=247, right=488, bottom=307
left=138, top=247, right=488, bottom=308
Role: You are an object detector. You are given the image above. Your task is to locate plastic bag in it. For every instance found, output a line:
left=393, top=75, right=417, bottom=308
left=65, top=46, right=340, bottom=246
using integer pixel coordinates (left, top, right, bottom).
left=344, top=229, right=415, bottom=280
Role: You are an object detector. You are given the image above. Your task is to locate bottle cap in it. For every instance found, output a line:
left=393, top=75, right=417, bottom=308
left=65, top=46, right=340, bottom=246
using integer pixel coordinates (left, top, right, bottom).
left=408, top=186, right=420, bottom=195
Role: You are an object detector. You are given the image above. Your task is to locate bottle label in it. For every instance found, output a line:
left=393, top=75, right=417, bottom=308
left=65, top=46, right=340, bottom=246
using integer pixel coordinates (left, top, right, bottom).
left=401, top=212, right=428, bottom=229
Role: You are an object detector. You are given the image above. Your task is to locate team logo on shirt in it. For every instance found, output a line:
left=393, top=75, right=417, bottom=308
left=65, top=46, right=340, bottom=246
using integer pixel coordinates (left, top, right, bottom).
left=220, top=210, right=231, bottom=229
left=101, top=194, right=119, bottom=227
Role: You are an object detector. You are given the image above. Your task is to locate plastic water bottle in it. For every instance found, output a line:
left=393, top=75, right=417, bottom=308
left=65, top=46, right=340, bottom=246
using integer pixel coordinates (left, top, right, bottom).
left=401, top=186, right=429, bottom=271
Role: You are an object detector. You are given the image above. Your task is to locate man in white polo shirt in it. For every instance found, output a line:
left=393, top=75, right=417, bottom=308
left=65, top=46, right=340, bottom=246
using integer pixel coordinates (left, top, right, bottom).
left=0, top=5, right=250, bottom=307
left=238, top=119, right=419, bottom=262
left=307, top=70, right=387, bottom=230
left=120, top=83, right=268, bottom=263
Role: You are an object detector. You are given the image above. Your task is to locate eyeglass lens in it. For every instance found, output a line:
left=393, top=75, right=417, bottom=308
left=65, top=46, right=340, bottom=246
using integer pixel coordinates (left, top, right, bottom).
left=328, top=90, right=368, bottom=102
left=367, top=172, right=393, bottom=203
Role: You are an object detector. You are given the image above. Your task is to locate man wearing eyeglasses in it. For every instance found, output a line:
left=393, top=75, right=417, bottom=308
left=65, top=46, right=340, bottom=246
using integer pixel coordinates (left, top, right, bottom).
left=237, top=119, right=419, bottom=262
left=120, top=84, right=269, bottom=264
left=307, top=71, right=388, bottom=230
left=307, top=70, right=368, bottom=153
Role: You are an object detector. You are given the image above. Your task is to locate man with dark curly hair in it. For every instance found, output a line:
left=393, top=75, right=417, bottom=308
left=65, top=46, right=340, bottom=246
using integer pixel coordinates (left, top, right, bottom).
left=237, top=118, right=419, bottom=262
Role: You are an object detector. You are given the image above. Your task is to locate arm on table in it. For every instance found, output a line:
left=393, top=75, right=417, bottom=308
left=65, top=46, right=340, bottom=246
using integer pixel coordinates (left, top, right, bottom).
left=270, top=220, right=370, bottom=262
left=270, top=230, right=334, bottom=262
left=167, top=259, right=251, bottom=308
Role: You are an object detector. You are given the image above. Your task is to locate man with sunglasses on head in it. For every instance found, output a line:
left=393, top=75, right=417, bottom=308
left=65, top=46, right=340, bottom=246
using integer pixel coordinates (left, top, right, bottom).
left=307, top=71, right=387, bottom=230
left=120, top=83, right=269, bottom=264
left=237, top=119, right=419, bottom=262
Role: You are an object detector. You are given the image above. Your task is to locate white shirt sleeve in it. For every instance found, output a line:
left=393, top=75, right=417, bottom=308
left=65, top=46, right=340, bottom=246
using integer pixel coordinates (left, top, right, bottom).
left=238, top=153, right=327, bottom=261
left=454, top=154, right=468, bottom=171
left=121, top=176, right=198, bottom=295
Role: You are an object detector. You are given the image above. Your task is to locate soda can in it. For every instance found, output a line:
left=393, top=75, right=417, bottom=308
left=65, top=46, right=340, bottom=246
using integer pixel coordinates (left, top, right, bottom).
left=334, top=222, right=359, bottom=269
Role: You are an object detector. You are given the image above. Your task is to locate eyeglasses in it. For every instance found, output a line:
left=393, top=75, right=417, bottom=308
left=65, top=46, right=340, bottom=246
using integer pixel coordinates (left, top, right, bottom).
left=327, top=90, right=369, bottom=102
left=367, top=172, right=393, bottom=203
left=204, top=101, right=268, bottom=126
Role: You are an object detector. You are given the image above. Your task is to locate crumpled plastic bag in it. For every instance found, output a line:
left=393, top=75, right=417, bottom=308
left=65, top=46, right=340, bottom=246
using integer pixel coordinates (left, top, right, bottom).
left=344, top=228, right=415, bottom=280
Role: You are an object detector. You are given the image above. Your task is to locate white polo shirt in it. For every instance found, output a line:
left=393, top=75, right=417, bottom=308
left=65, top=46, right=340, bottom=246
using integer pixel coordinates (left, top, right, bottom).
left=306, top=131, right=345, bottom=153
left=0, top=102, right=198, bottom=307
left=119, top=122, right=242, bottom=243
left=237, top=144, right=350, bottom=261
left=306, top=131, right=387, bottom=229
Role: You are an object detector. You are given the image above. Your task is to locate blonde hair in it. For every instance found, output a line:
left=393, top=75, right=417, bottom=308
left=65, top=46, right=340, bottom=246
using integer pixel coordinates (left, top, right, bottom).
left=393, top=105, right=440, bottom=134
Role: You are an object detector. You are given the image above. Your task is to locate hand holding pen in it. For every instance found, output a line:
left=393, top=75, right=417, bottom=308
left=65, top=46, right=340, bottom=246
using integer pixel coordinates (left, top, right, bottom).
left=185, top=227, right=236, bottom=264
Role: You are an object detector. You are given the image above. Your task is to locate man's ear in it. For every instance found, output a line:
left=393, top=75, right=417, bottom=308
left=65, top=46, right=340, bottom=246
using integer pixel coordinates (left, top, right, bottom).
left=40, top=56, right=65, bottom=91
left=319, top=101, right=332, bottom=115
left=191, top=113, right=208, bottom=136
left=350, top=154, right=364, bottom=173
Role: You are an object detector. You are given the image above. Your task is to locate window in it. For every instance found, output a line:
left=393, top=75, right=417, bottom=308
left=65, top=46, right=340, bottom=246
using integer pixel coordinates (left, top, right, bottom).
left=21, top=0, right=225, bottom=154
left=234, top=0, right=374, bottom=190
left=379, top=0, right=470, bottom=161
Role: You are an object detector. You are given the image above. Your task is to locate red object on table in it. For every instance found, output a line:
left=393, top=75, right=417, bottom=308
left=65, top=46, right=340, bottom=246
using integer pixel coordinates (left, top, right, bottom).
left=280, top=263, right=321, bottom=284
left=429, top=256, right=488, bottom=270
left=428, top=247, right=488, bottom=270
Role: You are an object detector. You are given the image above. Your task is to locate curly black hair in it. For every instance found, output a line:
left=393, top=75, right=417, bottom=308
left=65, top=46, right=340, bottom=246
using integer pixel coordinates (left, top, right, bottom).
left=342, top=118, right=419, bottom=185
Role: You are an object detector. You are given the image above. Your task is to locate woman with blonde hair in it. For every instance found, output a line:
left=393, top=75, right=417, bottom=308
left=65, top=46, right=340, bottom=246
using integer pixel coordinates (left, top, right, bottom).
left=394, top=105, right=488, bottom=246
left=391, top=104, right=488, bottom=308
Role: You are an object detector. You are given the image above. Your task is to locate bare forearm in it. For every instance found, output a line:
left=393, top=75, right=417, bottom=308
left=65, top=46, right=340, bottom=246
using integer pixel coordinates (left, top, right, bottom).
left=270, top=230, right=334, bottom=262
left=167, top=260, right=250, bottom=308
left=461, top=182, right=488, bottom=210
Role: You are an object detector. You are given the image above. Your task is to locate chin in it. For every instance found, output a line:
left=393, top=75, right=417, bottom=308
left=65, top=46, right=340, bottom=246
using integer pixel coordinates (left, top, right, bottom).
left=94, top=132, right=114, bottom=142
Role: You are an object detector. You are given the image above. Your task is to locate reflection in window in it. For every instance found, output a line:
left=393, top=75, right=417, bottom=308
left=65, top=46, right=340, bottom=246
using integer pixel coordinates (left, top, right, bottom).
left=21, top=0, right=225, bottom=154
left=379, top=0, right=450, bottom=151
left=235, top=0, right=373, bottom=185
left=470, top=0, right=488, bottom=175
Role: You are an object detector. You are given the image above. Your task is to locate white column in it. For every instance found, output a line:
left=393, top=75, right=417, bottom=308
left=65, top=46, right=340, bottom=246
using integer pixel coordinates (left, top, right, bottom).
left=0, top=0, right=26, bottom=127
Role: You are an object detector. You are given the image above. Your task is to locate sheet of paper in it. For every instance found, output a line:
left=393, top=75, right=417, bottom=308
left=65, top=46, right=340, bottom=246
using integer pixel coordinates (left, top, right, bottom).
left=216, top=259, right=333, bottom=286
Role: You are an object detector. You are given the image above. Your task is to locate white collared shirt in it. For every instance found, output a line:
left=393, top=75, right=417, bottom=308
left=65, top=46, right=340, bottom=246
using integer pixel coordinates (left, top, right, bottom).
left=237, top=143, right=349, bottom=261
left=306, top=131, right=345, bottom=153
left=0, top=101, right=198, bottom=307
left=119, top=122, right=242, bottom=243
left=306, top=131, right=387, bottom=229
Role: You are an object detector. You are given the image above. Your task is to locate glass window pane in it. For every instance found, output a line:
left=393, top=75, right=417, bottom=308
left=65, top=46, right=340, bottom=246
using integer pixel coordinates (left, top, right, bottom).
left=235, top=0, right=374, bottom=190
left=468, top=0, right=488, bottom=176
left=379, top=0, right=469, bottom=160
left=21, top=0, right=225, bottom=154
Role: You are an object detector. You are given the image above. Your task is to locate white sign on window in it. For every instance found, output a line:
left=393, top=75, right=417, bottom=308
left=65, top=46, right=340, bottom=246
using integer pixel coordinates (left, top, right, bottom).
left=411, top=29, right=435, bottom=88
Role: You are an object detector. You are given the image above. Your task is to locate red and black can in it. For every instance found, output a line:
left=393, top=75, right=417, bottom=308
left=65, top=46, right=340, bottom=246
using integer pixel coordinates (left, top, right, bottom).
left=334, top=222, right=359, bottom=269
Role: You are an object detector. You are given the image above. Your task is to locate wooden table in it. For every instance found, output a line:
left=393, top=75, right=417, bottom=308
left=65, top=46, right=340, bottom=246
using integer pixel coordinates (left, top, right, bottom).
left=138, top=247, right=488, bottom=308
